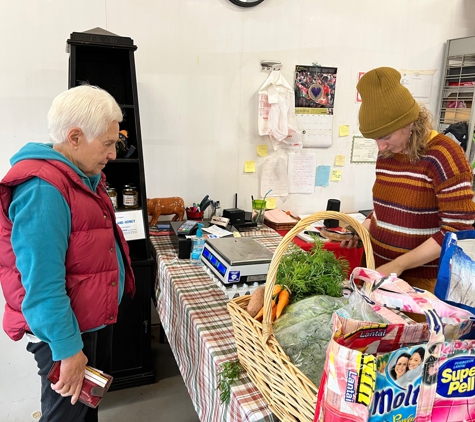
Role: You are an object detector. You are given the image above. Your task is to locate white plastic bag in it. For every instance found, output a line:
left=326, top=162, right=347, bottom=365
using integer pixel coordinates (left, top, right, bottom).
left=258, top=70, right=301, bottom=149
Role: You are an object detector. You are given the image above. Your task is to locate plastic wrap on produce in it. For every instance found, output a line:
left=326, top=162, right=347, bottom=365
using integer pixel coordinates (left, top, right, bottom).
left=274, top=295, right=348, bottom=386
left=274, top=290, right=390, bottom=386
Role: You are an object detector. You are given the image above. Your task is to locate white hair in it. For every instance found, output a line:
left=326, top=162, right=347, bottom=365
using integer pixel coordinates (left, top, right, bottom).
left=47, top=85, right=123, bottom=144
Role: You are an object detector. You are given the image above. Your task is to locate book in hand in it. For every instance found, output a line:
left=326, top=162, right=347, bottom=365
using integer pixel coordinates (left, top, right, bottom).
left=47, top=361, right=113, bottom=408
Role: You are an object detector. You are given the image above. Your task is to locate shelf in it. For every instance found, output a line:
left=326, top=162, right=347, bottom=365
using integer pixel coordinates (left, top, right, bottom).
left=108, top=158, right=140, bottom=164
left=442, top=87, right=475, bottom=95
left=436, top=36, right=475, bottom=160
left=67, top=28, right=154, bottom=389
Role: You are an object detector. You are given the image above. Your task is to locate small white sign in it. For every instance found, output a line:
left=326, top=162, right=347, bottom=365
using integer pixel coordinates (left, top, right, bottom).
left=350, top=136, right=378, bottom=164
left=115, top=210, right=146, bottom=241
left=202, top=225, right=233, bottom=238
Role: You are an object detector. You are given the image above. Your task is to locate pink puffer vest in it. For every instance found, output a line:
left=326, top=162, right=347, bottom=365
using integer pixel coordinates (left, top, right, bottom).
left=0, top=159, right=135, bottom=341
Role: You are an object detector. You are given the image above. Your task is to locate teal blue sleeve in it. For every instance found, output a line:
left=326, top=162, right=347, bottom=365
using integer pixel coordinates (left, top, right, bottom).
left=10, top=177, right=83, bottom=361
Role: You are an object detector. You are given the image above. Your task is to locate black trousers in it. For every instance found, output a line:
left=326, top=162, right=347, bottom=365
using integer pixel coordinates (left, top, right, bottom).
left=27, top=324, right=113, bottom=422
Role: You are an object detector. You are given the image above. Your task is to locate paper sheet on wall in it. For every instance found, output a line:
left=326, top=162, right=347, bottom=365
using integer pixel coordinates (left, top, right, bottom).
left=350, top=136, right=378, bottom=163
left=257, top=145, right=268, bottom=156
left=297, top=114, right=333, bottom=148
left=339, top=125, right=349, bottom=137
left=315, top=165, right=330, bottom=186
left=334, top=155, right=345, bottom=166
left=400, top=69, right=436, bottom=104
left=288, top=153, right=316, bottom=194
left=294, top=65, right=337, bottom=148
left=331, top=170, right=342, bottom=181
left=244, top=161, right=255, bottom=172
left=356, top=72, right=365, bottom=103
left=260, top=155, right=289, bottom=197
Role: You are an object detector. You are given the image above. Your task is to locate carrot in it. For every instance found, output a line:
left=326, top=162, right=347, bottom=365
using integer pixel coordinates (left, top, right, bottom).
left=272, top=284, right=282, bottom=298
left=254, top=306, right=264, bottom=322
left=271, top=301, right=277, bottom=322
left=254, top=299, right=275, bottom=322
left=275, top=289, right=290, bottom=319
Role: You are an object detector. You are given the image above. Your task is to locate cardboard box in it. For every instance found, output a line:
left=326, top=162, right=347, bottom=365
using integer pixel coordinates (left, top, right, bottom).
left=443, top=108, right=472, bottom=124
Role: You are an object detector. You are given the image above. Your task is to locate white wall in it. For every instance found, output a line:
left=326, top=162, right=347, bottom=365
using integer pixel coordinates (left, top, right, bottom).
left=1, top=0, right=474, bottom=420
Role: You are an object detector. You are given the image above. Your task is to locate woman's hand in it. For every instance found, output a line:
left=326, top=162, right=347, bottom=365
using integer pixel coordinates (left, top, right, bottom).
left=341, top=217, right=371, bottom=249
left=340, top=235, right=360, bottom=249
left=375, top=261, right=405, bottom=277
left=51, top=350, right=88, bottom=405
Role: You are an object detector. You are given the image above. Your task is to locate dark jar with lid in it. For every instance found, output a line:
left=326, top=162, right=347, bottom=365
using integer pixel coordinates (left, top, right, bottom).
left=122, top=184, right=139, bottom=209
left=107, top=187, right=118, bottom=210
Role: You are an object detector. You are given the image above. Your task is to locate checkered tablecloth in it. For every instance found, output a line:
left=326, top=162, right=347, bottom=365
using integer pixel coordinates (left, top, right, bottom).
left=151, top=228, right=282, bottom=422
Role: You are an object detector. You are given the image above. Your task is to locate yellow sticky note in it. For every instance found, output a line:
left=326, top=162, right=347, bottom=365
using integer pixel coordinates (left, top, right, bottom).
left=339, top=125, right=349, bottom=137
left=257, top=145, right=268, bottom=157
left=331, top=170, right=342, bottom=181
left=334, top=155, right=345, bottom=166
left=244, top=161, right=255, bottom=173
left=266, top=197, right=277, bottom=209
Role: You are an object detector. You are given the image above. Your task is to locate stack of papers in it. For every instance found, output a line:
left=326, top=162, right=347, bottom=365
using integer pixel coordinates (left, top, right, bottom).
left=264, top=209, right=298, bottom=224
left=202, top=225, right=233, bottom=238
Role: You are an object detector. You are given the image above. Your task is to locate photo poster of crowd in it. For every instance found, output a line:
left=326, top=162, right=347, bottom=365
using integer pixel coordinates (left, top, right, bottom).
left=294, top=65, right=338, bottom=114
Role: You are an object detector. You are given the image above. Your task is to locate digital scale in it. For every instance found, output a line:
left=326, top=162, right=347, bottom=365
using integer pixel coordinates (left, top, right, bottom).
left=200, top=237, right=273, bottom=285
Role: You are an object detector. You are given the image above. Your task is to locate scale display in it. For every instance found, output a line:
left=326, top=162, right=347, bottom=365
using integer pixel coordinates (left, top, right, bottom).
left=201, top=237, right=273, bottom=284
left=203, top=248, right=227, bottom=276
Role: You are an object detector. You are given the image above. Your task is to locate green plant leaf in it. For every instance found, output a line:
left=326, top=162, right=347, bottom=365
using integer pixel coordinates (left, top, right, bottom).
left=276, top=235, right=349, bottom=303
left=216, top=360, right=244, bottom=404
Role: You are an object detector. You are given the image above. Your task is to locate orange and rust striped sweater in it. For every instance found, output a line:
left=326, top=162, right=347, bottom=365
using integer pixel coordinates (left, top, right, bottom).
left=369, top=132, right=475, bottom=281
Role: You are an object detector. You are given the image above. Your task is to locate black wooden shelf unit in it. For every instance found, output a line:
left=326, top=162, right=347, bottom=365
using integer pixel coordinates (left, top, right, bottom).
left=67, top=27, right=155, bottom=390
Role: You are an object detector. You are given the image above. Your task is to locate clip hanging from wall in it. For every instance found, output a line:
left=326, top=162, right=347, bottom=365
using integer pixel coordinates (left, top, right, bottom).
left=260, top=60, right=282, bottom=72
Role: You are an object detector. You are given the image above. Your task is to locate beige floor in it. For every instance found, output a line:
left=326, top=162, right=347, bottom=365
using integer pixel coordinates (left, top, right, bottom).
left=99, top=324, right=200, bottom=422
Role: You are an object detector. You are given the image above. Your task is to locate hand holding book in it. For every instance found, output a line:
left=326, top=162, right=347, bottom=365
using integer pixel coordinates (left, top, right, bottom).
left=47, top=361, right=113, bottom=408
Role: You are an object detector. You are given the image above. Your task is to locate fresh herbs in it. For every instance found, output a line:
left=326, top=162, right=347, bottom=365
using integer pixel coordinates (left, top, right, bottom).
left=276, top=235, right=349, bottom=303
left=216, top=360, right=244, bottom=404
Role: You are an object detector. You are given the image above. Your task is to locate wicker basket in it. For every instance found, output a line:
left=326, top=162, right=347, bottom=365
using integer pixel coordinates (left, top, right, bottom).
left=227, top=211, right=375, bottom=421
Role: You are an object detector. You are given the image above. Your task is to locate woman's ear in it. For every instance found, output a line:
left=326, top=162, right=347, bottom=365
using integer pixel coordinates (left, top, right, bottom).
left=67, top=127, right=82, bottom=149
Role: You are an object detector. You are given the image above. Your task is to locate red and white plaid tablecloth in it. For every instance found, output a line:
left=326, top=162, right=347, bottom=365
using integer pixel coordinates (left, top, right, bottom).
left=151, top=228, right=281, bottom=422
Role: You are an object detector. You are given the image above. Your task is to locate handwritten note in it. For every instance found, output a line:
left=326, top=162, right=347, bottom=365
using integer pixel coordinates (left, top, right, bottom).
left=334, top=155, right=345, bottom=166
left=257, top=145, right=268, bottom=157
left=315, top=165, right=331, bottom=187
left=288, top=153, right=316, bottom=194
left=339, top=125, right=349, bottom=137
left=244, top=161, right=255, bottom=173
left=331, top=170, right=342, bottom=181
left=265, top=197, right=277, bottom=209
left=260, top=156, right=289, bottom=197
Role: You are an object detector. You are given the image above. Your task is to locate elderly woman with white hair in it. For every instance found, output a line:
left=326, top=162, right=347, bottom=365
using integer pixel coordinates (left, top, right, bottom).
left=0, top=85, right=135, bottom=422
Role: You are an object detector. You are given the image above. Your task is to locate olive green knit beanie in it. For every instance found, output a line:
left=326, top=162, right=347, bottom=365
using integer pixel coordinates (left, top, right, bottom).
left=357, top=67, right=420, bottom=139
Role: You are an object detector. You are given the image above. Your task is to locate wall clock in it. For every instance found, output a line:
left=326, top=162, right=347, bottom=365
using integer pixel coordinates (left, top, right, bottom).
left=228, top=0, right=265, bottom=7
